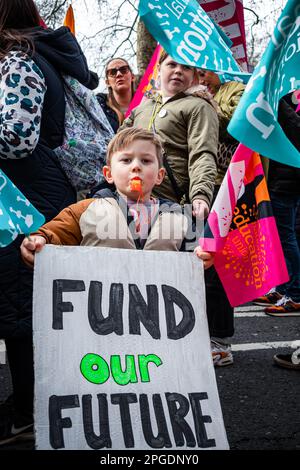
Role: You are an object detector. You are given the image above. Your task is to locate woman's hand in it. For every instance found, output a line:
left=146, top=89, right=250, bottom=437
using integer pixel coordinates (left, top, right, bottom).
left=194, top=246, right=215, bottom=270
left=192, top=198, right=209, bottom=219
left=20, top=235, right=46, bottom=268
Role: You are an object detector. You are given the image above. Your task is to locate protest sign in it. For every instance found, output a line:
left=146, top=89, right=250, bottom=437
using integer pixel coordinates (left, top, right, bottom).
left=33, top=246, right=228, bottom=450
left=228, top=0, right=300, bottom=167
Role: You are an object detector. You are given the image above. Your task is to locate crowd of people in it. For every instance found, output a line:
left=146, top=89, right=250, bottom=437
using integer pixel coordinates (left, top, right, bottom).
left=0, top=0, right=299, bottom=448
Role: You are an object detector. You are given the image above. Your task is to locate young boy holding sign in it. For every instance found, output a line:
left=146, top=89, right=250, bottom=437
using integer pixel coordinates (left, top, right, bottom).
left=21, top=128, right=213, bottom=268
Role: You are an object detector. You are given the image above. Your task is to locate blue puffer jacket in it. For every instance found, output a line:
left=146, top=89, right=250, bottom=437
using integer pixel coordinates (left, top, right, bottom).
left=0, top=27, right=99, bottom=339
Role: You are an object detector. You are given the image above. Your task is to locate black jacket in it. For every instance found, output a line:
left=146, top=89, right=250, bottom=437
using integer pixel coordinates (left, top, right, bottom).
left=96, top=93, right=119, bottom=133
left=268, top=93, right=300, bottom=195
left=0, top=27, right=98, bottom=339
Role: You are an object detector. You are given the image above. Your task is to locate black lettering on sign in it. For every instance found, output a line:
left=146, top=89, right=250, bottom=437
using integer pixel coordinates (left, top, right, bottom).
left=88, top=281, right=124, bottom=335
left=82, top=394, right=112, bottom=449
left=140, top=394, right=172, bottom=448
left=165, top=392, right=196, bottom=447
left=49, top=394, right=80, bottom=449
left=111, top=393, right=137, bottom=448
left=52, top=280, right=85, bottom=330
left=189, top=393, right=216, bottom=448
left=162, top=285, right=195, bottom=339
left=129, top=284, right=160, bottom=339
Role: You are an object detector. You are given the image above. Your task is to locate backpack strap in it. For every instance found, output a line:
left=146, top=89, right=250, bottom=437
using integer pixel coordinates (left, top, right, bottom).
left=163, top=152, right=187, bottom=203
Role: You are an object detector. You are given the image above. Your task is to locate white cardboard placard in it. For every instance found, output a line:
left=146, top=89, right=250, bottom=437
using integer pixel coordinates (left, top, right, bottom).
left=33, top=245, right=228, bottom=450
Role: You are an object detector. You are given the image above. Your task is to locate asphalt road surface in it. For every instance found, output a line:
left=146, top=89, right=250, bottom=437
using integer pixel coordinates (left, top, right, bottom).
left=0, top=303, right=299, bottom=452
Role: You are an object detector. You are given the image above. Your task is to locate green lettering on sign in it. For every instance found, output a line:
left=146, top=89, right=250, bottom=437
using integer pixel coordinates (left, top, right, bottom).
left=138, top=354, right=163, bottom=382
left=80, top=353, right=163, bottom=385
left=110, top=355, right=138, bottom=385
left=80, top=353, right=110, bottom=384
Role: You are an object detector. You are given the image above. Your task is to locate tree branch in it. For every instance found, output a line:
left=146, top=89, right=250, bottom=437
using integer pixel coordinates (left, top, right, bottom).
left=110, top=13, right=139, bottom=58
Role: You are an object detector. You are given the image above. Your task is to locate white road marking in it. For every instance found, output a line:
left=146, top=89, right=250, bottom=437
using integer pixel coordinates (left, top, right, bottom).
left=232, top=341, right=295, bottom=351
left=234, top=311, right=266, bottom=317
left=235, top=305, right=264, bottom=312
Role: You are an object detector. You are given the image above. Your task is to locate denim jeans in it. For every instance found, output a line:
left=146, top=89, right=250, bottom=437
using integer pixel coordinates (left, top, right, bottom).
left=270, top=192, right=300, bottom=302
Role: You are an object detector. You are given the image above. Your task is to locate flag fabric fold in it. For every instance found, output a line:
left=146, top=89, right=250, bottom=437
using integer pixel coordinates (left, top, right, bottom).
left=138, top=0, right=250, bottom=83
left=0, top=169, right=45, bottom=248
left=200, top=144, right=289, bottom=307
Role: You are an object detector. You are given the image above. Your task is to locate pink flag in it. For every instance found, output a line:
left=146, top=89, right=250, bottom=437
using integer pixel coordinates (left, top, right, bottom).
left=125, top=45, right=162, bottom=118
left=200, top=144, right=289, bottom=307
left=295, top=90, right=300, bottom=112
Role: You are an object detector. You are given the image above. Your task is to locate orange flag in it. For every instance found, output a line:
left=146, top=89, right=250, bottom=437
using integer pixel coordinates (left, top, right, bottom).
left=63, top=4, right=75, bottom=35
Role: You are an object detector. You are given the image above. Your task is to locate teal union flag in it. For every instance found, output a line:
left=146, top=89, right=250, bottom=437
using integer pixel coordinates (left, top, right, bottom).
left=138, top=0, right=251, bottom=83
left=0, top=169, right=45, bottom=247
left=228, top=0, right=300, bottom=167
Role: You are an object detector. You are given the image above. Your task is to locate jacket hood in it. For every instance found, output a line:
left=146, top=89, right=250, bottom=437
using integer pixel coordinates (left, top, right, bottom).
left=32, top=26, right=98, bottom=90
left=185, top=84, right=218, bottom=112
left=148, top=87, right=218, bottom=111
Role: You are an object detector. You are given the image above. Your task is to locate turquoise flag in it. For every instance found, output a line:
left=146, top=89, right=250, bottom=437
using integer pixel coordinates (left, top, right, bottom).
left=228, top=0, right=300, bottom=167
left=0, top=169, right=45, bottom=247
left=138, top=0, right=251, bottom=83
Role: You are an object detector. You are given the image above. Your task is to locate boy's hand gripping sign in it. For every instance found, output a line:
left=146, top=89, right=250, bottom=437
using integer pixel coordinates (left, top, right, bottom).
left=33, top=246, right=228, bottom=450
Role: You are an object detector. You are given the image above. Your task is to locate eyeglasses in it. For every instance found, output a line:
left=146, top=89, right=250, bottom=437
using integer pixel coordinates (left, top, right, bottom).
left=106, top=65, right=130, bottom=77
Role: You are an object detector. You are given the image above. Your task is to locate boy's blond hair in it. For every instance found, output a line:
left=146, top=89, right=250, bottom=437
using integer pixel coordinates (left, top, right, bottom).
left=106, top=127, right=163, bottom=166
